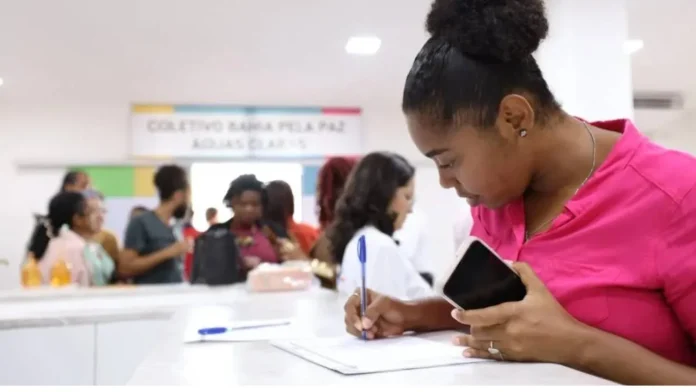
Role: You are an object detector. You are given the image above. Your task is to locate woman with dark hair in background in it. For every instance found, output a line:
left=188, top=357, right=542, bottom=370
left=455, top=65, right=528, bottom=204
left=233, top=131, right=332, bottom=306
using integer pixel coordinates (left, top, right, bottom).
left=316, top=157, right=358, bottom=230
left=327, top=152, right=432, bottom=300
left=265, top=180, right=318, bottom=255
left=38, top=192, right=114, bottom=286
left=26, top=170, right=92, bottom=260
left=344, top=0, right=696, bottom=384
left=309, top=157, right=358, bottom=287
left=213, top=174, right=292, bottom=273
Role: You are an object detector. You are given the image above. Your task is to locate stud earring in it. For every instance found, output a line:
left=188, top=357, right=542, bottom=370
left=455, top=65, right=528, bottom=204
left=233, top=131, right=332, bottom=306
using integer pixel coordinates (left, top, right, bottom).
left=519, top=129, right=528, bottom=137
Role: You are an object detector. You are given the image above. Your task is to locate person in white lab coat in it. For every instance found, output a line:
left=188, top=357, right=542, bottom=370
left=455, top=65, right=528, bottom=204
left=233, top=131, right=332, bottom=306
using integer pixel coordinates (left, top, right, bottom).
left=326, top=152, right=433, bottom=300
left=452, top=201, right=474, bottom=249
left=393, top=208, right=435, bottom=286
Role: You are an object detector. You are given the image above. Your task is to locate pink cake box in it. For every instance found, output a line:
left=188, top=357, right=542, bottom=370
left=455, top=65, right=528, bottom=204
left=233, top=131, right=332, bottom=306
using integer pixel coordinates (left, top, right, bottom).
left=247, top=261, right=314, bottom=292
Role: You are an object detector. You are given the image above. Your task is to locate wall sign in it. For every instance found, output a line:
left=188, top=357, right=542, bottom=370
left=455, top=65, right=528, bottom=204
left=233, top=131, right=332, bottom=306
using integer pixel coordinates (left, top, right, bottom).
left=130, top=104, right=363, bottom=158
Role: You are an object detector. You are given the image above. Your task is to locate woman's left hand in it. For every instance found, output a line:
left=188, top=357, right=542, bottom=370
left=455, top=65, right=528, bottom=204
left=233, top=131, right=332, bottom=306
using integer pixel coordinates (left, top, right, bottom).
left=452, top=262, right=588, bottom=365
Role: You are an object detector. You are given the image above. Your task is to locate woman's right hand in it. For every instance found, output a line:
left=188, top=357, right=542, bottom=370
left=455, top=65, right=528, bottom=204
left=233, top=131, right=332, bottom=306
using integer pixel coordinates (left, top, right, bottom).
left=344, top=289, right=414, bottom=339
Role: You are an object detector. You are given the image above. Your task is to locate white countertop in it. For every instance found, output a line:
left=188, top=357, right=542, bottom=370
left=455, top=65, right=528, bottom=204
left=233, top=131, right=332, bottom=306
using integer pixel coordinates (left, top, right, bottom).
left=0, top=284, right=259, bottom=328
left=128, top=290, right=616, bottom=385
left=0, top=283, right=205, bottom=302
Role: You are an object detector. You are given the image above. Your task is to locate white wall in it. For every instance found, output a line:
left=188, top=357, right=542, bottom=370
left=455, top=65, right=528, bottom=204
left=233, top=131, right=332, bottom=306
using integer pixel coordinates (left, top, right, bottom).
left=538, top=0, right=633, bottom=120
left=635, top=108, right=696, bottom=155
left=0, top=103, right=129, bottom=288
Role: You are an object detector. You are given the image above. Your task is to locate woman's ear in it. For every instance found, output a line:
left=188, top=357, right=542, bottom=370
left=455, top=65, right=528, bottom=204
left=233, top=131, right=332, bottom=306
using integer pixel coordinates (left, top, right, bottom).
left=497, top=94, right=536, bottom=140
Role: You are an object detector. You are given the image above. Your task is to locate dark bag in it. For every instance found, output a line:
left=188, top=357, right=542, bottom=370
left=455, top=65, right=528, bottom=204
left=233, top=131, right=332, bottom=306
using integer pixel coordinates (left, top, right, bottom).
left=190, top=226, right=243, bottom=286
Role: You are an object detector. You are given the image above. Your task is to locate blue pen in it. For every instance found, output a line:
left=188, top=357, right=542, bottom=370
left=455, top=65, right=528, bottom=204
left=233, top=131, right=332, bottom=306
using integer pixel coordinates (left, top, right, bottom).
left=358, top=234, right=367, bottom=340
left=198, top=320, right=291, bottom=336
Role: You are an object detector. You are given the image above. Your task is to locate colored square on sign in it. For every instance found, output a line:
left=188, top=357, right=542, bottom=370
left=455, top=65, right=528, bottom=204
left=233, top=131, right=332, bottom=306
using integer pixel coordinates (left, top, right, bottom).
left=132, top=105, right=174, bottom=114
left=302, top=165, right=321, bottom=196
left=134, top=167, right=157, bottom=197
left=78, top=167, right=135, bottom=198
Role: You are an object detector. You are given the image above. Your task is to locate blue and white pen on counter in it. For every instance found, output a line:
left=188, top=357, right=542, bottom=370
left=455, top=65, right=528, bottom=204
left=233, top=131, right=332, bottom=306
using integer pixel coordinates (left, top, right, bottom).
left=198, top=319, right=291, bottom=336
left=358, top=234, right=367, bottom=340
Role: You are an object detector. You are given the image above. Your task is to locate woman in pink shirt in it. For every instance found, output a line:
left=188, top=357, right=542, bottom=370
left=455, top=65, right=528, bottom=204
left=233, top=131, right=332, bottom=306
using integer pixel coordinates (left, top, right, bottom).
left=344, top=0, right=696, bottom=385
left=38, top=191, right=115, bottom=286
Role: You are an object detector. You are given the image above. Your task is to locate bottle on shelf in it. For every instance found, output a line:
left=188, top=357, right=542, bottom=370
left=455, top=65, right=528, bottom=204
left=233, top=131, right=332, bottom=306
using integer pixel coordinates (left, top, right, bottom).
left=21, top=254, right=42, bottom=288
left=50, top=256, right=72, bottom=287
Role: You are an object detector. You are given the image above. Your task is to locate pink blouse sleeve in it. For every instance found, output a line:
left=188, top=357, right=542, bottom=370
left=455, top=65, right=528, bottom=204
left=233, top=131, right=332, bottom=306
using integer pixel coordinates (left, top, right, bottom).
left=659, top=186, right=696, bottom=341
left=38, top=240, right=91, bottom=287
left=66, top=245, right=90, bottom=287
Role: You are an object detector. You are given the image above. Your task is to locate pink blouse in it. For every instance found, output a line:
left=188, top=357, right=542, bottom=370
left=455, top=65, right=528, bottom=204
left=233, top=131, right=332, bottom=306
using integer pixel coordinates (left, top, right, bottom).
left=39, top=228, right=91, bottom=286
left=471, top=119, right=696, bottom=366
left=234, top=227, right=279, bottom=264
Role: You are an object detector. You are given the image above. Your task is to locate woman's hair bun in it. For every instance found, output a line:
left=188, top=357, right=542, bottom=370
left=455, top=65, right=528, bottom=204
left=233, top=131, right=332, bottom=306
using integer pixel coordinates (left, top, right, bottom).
left=426, top=0, right=549, bottom=63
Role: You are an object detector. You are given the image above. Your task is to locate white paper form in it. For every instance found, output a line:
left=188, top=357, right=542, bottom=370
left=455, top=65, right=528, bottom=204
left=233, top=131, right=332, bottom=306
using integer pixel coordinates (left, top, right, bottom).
left=271, top=335, right=486, bottom=375
left=183, top=318, right=311, bottom=343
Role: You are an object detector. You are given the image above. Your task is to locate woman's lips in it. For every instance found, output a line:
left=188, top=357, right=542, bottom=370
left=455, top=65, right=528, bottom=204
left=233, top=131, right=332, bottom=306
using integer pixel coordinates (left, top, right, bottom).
left=456, top=189, right=481, bottom=206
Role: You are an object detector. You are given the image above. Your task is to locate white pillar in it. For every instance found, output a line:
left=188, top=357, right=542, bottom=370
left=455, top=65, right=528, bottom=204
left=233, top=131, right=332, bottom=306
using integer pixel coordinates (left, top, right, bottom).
left=536, top=0, right=633, bottom=121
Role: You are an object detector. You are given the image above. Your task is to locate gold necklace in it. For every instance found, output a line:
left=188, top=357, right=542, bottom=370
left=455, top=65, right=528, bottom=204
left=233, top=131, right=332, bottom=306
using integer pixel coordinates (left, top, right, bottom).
left=525, top=122, right=596, bottom=242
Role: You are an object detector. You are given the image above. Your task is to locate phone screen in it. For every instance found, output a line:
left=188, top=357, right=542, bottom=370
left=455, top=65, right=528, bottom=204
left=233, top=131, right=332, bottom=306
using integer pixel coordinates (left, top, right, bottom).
left=442, top=240, right=527, bottom=310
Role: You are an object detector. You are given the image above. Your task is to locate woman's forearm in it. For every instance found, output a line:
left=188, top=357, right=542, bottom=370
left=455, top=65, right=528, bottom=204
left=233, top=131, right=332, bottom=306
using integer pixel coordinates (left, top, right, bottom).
left=570, top=324, right=696, bottom=385
left=405, top=298, right=462, bottom=332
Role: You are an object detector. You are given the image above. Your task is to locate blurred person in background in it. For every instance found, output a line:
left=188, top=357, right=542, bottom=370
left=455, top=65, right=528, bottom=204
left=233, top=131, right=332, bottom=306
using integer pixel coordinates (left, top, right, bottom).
left=38, top=191, right=115, bottom=286
left=315, top=157, right=358, bottom=231
left=182, top=210, right=200, bottom=281
left=26, top=170, right=92, bottom=260
left=129, top=205, right=149, bottom=220
left=452, top=201, right=474, bottom=249
left=327, top=152, right=432, bottom=300
left=309, top=157, right=358, bottom=287
left=60, top=170, right=91, bottom=193
left=265, top=180, right=318, bottom=256
left=393, top=207, right=436, bottom=287
left=205, top=207, right=218, bottom=227
left=213, top=174, right=292, bottom=275
left=119, top=165, right=189, bottom=284
left=83, top=190, right=120, bottom=267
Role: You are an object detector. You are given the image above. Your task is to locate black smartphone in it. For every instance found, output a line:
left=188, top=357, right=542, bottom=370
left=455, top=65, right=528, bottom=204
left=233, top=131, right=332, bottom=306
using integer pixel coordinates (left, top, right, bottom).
left=440, top=237, right=527, bottom=310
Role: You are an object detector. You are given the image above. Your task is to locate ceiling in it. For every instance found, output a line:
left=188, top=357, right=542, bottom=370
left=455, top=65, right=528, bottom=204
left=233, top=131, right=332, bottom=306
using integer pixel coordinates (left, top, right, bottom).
left=0, top=0, right=430, bottom=107
left=0, top=0, right=693, bottom=112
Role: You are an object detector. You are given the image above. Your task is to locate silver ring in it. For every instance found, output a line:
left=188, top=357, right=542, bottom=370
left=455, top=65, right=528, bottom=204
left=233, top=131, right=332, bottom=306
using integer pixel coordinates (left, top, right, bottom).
left=487, top=341, right=500, bottom=355
left=488, top=341, right=504, bottom=360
